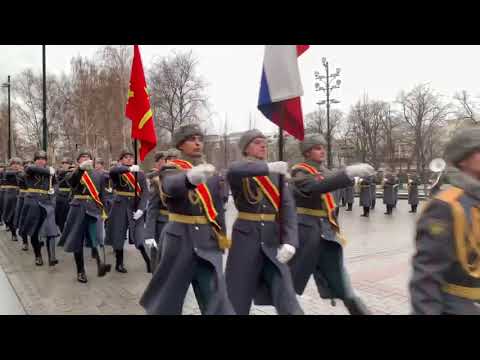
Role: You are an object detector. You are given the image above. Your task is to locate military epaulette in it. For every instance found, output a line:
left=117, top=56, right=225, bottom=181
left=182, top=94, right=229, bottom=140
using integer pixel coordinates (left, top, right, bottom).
left=434, top=186, right=464, bottom=204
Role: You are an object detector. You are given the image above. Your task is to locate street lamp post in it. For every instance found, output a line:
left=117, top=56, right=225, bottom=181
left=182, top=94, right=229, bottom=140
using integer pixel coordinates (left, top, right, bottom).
left=42, top=45, right=47, bottom=152
left=315, top=57, right=341, bottom=169
left=1, top=76, right=11, bottom=159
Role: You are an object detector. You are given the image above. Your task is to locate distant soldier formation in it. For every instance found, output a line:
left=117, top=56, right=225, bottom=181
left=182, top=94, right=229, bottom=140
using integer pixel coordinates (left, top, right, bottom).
left=1, top=124, right=478, bottom=315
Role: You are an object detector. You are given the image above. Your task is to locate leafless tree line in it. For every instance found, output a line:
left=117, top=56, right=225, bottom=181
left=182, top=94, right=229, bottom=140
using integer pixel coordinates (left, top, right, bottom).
left=0, top=46, right=209, bottom=165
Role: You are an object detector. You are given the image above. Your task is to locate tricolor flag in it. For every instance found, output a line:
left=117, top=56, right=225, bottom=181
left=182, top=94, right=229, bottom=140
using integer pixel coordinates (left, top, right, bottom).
left=126, top=45, right=157, bottom=161
left=257, top=45, right=309, bottom=140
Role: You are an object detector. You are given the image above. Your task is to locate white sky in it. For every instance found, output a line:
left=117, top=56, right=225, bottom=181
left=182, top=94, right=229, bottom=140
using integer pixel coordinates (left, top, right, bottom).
left=1, top=45, right=480, bottom=135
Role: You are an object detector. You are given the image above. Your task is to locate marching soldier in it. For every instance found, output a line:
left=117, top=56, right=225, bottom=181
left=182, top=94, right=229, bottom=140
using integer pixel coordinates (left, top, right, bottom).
left=14, top=160, right=31, bottom=251
left=407, top=173, right=420, bottom=213
left=225, top=129, right=302, bottom=315
left=370, top=175, right=377, bottom=210
left=58, top=149, right=111, bottom=283
left=105, top=149, right=151, bottom=274
left=383, top=173, right=397, bottom=215
left=289, top=134, right=373, bottom=315
left=103, top=160, right=117, bottom=215
left=140, top=124, right=235, bottom=315
left=344, top=179, right=355, bottom=211
left=2, top=158, right=23, bottom=241
left=410, top=127, right=480, bottom=314
left=55, top=157, right=74, bottom=233
left=393, top=173, right=399, bottom=209
left=144, top=150, right=170, bottom=271
left=0, top=163, right=5, bottom=227
left=21, top=150, right=59, bottom=266
left=359, top=176, right=372, bottom=217
left=93, top=158, right=110, bottom=257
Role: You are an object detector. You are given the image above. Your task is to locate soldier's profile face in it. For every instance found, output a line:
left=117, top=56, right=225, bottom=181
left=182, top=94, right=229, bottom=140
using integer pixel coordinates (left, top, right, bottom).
left=61, top=162, right=70, bottom=170
left=155, top=158, right=166, bottom=169
left=180, top=135, right=203, bottom=157
left=95, top=163, right=104, bottom=171
left=78, top=155, right=91, bottom=164
left=459, top=150, right=480, bottom=179
left=308, top=145, right=326, bottom=162
left=121, top=155, right=134, bottom=166
left=35, top=158, right=47, bottom=167
left=245, top=137, right=267, bottom=160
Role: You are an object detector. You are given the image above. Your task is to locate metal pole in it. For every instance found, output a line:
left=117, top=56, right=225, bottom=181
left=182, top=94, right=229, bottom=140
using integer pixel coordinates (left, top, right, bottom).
left=42, top=45, right=47, bottom=152
left=7, top=75, right=11, bottom=159
left=325, top=61, right=331, bottom=169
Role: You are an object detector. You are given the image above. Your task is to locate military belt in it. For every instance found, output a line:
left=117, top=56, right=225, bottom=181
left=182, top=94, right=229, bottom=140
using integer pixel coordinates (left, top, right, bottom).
left=73, top=195, right=92, bottom=201
left=19, top=189, right=28, bottom=193
left=27, top=188, right=49, bottom=195
left=296, top=207, right=327, bottom=217
left=237, top=212, right=276, bottom=222
left=58, top=187, right=71, bottom=192
left=168, top=213, right=209, bottom=225
left=159, top=209, right=169, bottom=216
left=1, top=185, right=19, bottom=190
left=114, top=190, right=136, bottom=197
left=442, top=283, right=480, bottom=301
left=360, top=185, right=370, bottom=188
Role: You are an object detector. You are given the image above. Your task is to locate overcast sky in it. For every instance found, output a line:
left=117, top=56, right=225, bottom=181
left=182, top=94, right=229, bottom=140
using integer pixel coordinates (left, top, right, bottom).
left=1, top=45, right=480, bottom=135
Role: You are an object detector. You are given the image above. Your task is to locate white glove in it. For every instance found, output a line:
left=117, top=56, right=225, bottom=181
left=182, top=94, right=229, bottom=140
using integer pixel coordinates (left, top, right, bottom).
left=345, top=164, right=375, bottom=179
left=79, top=160, right=93, bottom=170
left=49, top=167, right=55, bottom=176
left=145, top=238, right=157, bottom=248
left=267, top=161, right=289, bottom=176
left=133, top=209, right=144, bottom=221
left=186, top=164, right=216, bottom=185
left=129, top=165, right=140, bottom=173
left=276, top=244, right=296, bottom=264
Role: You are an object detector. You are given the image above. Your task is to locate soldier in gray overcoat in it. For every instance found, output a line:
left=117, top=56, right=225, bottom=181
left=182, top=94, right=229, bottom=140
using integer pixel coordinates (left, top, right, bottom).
left=144, top=150, right=171, bottom=272
left=105, top=149, right=150, bottom=274
left=14, top=160, right=31, bottom=251
left=359, top=176, right=372, bottom=217
left=21, top=150, right=59, bottom=266
left=369, top=175, right=377, bottom=210
left=225, top=129, right=303, bottom=315
left=407, top=173, right=420, bottom=213
left=344, top=179, right=355, bottom=211
left=288, top=134, right=373, bottom=315
left=140, top=124, right=235, bottom=315
left=410, top=127, right=480, bottom=314
left=383, top=173, right=397, bottom=215
left=58, top=150, right=111, bottom=283
left=2, top=158, right=23, bottom=241
left=55, top=157, right=74, bottom=233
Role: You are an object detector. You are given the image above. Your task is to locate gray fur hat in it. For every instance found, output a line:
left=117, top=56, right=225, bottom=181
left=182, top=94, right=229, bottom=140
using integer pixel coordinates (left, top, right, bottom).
left=61, top=156, right=73, bottom=164
left=238, top=129, right=266, bottom=155
left=173, top=124, right=204, bottom=149
left=33, top=150, right=47, bottom=161
left=154, top=150, right=167, bottom=162
left=118, top=149, right=134, bottom=161
left=444, top=127, right=480, bottom=166
left=9, top=157, right=23, bottom=166
left=299, top=134, right=327, bottom=155
left=76, top=149, right=92, bottom=162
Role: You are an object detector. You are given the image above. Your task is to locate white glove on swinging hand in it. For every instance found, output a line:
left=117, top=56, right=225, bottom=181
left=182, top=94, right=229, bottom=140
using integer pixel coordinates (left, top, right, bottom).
left=345, top=164, right=375, bottom=179
left=79, top=160, right=93, bottom=170
left=186, top=164, right=216, bottom=185
left=267, top=161, right=289, bottom=176
left=129, top=165, right=140, bottom=173
left=276, top=244, right=296, bottom=264
left=133, top=209, right=144, bottom=221
left=49, top=167, right=56, bottom=176
left=145, top=238, right=157, bottom=248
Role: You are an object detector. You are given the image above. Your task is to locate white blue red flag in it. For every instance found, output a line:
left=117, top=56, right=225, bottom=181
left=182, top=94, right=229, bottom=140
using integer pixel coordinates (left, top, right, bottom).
left=257, top=45, right=309, bottom=140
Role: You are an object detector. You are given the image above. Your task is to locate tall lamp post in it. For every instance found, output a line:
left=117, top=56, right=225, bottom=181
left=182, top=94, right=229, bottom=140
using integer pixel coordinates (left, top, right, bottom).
left=42, top=45, right=47, bottom=152
left=1, top=76, right=11, bottom=159
left=314, top=57, right=341, bottom=169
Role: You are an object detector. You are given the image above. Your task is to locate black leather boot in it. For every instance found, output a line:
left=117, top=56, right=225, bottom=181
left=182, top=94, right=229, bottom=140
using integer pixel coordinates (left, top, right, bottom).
left=139, top=246, right=152, bottom=273
left=343, top=297, right=372, bottom=315
left=77, top=272, right=88, bottom=283
left=46, top=238, right=58, bottom=266
left=93, top=247, right=111, bottom=277
left=346, top=203, right=353, bottom=211
left=115, top=250, right=127, bottom=273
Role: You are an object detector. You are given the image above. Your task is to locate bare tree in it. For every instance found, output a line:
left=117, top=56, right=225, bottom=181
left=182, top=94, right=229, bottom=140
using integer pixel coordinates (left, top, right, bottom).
left=148, top=50, right=209, bottom=138
left=453, top=90, right=478, bottom=125
left=304, top=108, right=343, bottom=137
left=397, top=84, right=450, bottom=180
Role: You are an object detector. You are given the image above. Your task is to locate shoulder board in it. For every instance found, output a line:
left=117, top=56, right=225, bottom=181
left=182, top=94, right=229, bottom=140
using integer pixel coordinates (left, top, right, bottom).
left=434, top=186, right=464, bottom=204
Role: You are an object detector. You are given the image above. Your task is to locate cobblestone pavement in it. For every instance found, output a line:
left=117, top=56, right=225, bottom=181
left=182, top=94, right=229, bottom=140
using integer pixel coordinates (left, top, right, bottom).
left=0, top=199, right=420, bottom=315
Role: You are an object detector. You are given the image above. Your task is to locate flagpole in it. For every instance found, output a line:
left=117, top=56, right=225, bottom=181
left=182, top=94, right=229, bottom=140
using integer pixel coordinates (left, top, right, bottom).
left=133, top=139, right=139, bottom=211
left=278, top=106, right=284, bottom=245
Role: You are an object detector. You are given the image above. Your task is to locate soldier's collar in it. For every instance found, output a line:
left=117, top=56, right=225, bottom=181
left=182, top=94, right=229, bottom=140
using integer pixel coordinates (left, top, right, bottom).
left=179, top=154, right=204, bottom=166
left=244, top=156, right=266, bottom=162
left=302, top=158, right=323, bottom=170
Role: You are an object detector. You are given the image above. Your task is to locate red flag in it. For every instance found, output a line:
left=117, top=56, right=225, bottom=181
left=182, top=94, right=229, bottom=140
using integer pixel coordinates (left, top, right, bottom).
left=126, top=45, right=157, bottom=161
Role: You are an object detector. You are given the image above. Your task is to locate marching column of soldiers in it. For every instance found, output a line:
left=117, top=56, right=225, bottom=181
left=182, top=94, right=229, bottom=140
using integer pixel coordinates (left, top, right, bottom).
left=1, top=123, right=477, bottom=315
